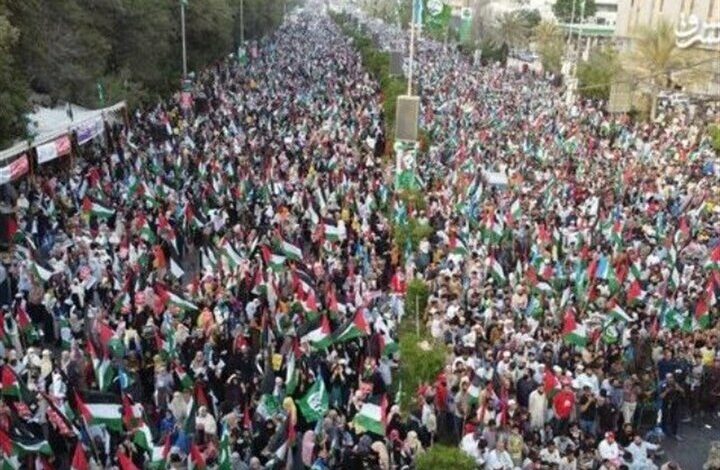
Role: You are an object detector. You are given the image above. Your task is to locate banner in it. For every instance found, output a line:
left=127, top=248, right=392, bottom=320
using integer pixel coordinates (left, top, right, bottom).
left=459, top=7, right=473, bottom=43
left=75, top=117, right=105, bottom=145
left=37, top=135, right=72, bottom=165
left=412, top=0, right=423, bottom=26
left=0, top=154, right=29, bottom=185
left=424, top=0, right=452, bottom=35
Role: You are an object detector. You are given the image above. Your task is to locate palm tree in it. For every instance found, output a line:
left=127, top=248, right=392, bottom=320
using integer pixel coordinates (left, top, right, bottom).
left=534, top=21, right=564, bottom=74
left=623, top=20, right=699, bottom=119
left=490, top=11, right=530, bottom=50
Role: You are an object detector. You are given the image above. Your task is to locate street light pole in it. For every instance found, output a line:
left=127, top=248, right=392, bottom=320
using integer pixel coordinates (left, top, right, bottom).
left=240, top=0, right=245, bottom=44
left=181, top=0, right=188, bottom=77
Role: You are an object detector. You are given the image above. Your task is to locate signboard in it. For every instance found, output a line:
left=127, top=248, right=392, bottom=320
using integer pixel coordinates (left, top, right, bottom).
left=75, top=117, right=105, bottom=145
left=37, top=135, right=72, bottom=165
left=0, top=154, right=29, bottom=185
left=675, top=15, right=720, bottom=48
left=483, top=170, right=508, bottom=187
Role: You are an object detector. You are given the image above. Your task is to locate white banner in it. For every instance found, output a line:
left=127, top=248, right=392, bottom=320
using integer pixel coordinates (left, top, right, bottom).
left=75, top=117, right=105, bottom=145
left=36, top=135, right=71, bottom=165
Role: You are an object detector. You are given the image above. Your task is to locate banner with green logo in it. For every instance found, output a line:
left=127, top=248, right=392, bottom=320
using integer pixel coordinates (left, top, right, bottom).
left=458, top=7, right=473, bottom=43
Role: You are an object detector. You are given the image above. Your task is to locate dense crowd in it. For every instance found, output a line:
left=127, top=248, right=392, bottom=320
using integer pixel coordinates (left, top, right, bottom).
left=360, top=8, right=720, bottom=470
left=0, top=3, right=718, bottom=470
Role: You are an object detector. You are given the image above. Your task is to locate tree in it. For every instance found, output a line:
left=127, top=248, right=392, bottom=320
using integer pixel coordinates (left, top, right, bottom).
left=577, top=47, right=620, bottom=100
left=623, top=20, right=698, bottom=119
left=518, top=8, right=542, bottom=29
left=416, top=445, right=476, bottom=470
left=534, top=21, right=564, bottom=74
left=0, top=0, right=28, bottom=147
left=490, top=11, right=531, bottom=50
left=552, top=0, right=596, bottom=23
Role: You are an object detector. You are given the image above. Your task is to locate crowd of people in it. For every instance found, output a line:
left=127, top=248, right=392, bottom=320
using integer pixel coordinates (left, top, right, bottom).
left=359, top=7, right=720, bottom=470
left=0, top=2, right=718, bottom=470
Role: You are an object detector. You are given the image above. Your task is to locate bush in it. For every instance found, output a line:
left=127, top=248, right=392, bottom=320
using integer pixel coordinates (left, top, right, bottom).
left=397, top=332, right=446, bottom=412
left=416, top=445, right=476, bottom=470
left=392, top=218, right=434, bottom=253
left=709, top=125, right=720, bottom=154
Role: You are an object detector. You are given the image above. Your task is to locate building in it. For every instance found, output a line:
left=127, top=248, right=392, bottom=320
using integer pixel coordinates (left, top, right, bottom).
left=616, top=0, right=719, bottom=38
left=614, top=0, right=720, bottom=97
left=595, top=0, right=620, bottom=25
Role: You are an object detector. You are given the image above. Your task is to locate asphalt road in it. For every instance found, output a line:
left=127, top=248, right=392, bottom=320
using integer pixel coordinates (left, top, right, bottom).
left=661, top=412, right=720, bottom=469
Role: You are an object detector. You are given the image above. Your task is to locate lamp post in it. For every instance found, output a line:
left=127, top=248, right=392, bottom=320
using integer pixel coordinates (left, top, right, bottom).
left=180, top=0, right=188, bottom=77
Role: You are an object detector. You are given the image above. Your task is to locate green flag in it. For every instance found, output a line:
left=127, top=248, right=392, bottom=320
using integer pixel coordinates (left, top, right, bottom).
left=458, top=7, right=473, bottom=43
left=296, top=377, right=329, bottom=423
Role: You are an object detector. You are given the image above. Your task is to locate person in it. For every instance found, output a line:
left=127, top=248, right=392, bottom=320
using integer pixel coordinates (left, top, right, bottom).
left=598, top=432, right=622, bottom=466
left=578, top=385, right=597, bottom=437
left=485, top=440, right=514, bottom=470
left=553, top=382, right=575, bottom=436
left=625, top=433, right=659, bottom=470
left=528, top=383, right=547, bottom=431
left=659, top=373, right=684, bottom=440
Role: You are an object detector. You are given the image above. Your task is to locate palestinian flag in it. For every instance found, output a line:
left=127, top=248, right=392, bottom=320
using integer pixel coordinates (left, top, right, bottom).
left=170, top=257, right=185, bottom=279
left=17, top=305, right=39, bottom=342
left=323, top=224, right=343, bottom=242
left=148, top=436, right=171, bottom=470
left=296, top=377, right=329, bottom=423
left=133, top=421, right=154, bottom=453
left=375, top=316, right=398, bottom=357
left=695, top=288, right=711, bottom=329
left=188, top=443, right=206, bottom=470
left=627, top=279, right=645, bottom=304
left=562, top=311, right=587, bottom=347
left=138, top=218, right=156, bottom=243
left=610, top=305, right=634, bottom=323
left=704, top=245, right=720, bottom=271
left=174, top=363, right=193, bottom=391
left=488, top=257, right=506, bottom=284
left=334, top=310, right=370, bottom=344
left=450, top=233, right=469, bottom=255
left=75, top=393, right=123, bottom=432
left=29, top=260, right=55, bottom=282
left=87, top=341, right=114, bottom=392
left=221, top=241, right=243, bottom=269
left=0, top=429, right=52, bottom=457
left=167, top=291, right=198, bottom=312
left=83, top=197, right=115, bottom=219
left=261, top=245, right=286, bottom=272
left=1, top=366, right=20, bottom=397
left=629, top=261, right=643, bottom=281
left=279, top=240, right=303, bottom=261
left=300, top=315, right=332, bottom=351
left=352, top=398, right=386, bottom=436
left=71, top=442, right=89, bottom=470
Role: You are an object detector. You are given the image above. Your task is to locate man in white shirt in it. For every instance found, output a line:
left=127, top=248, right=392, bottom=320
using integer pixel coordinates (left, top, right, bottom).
left=485, top=440, right=514, bottom=470
left=539, top=441, right=562, bottom=465
left=626, top=434, right=659, bottom=470
left=460, top=429, right=486, bottom=466
left=598, top=432, right=622, bottom=465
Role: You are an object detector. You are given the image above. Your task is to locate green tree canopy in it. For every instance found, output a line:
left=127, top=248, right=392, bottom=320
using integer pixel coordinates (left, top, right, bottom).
left=0, top=0, right=29, bottom=148
left=577, top=47, right=621, bottom=100
left=552, top=0, right=596, bottom=23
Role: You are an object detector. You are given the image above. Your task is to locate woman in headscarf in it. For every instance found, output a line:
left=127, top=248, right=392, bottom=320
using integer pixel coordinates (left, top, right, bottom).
left=301, top=429, right=316, bottom=466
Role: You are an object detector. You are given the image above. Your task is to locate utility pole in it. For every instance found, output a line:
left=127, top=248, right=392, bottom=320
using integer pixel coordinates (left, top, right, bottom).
left=240, top=0, right=245, bottom=44
left=181, top=0, right=188, bottom=77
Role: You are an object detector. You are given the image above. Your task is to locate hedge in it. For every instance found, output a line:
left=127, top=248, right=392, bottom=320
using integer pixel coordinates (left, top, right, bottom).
left=416, top=444, right=476, bottom=470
